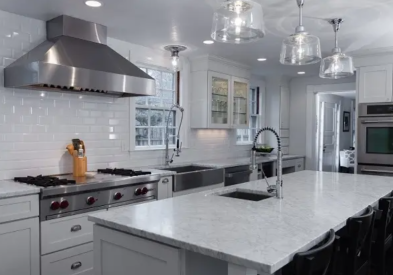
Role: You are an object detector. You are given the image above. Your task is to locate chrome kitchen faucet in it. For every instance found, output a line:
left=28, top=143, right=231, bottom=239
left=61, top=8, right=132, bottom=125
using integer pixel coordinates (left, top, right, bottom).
left=165, top=104, right=184, bottom=165
left=251, top=127, right=283, bottom=199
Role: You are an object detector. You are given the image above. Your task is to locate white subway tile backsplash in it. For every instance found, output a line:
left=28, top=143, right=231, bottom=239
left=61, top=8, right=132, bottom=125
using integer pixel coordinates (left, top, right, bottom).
left=0, top=124, right=12, bottom=132
left=4, top=114, right=21, bottom=123
left=38, top=116, right=54, bottom=125
left=13, top=124, right=31, bottom=133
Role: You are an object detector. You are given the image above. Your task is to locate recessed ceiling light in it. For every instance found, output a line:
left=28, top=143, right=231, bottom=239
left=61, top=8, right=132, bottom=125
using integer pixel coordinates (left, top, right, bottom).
left=203, top=40, right=214, bottom=45
left=85, top=0, right=102, bottom=7
left=235, top=38, right=241, bottom=42
left=257, top=58, right=267, bottom=61
left=146, top=57, right=153, bottom=60
left=298, top=72, right=306, bottom=75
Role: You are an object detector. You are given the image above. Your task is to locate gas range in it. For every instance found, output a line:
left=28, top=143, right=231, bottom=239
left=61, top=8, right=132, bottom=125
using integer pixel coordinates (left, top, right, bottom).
left=15, top=169, right=160, bottom=221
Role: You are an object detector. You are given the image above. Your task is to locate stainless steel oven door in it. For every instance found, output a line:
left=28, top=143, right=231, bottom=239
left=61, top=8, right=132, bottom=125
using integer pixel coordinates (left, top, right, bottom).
left=358, top=117, right=393, bottom=165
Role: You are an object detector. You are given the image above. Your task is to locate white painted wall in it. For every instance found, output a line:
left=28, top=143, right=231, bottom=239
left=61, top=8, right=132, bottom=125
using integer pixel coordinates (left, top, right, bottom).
left=0, top=10, right=259, bottom=179
left=289, top=75, right=356, bottom=169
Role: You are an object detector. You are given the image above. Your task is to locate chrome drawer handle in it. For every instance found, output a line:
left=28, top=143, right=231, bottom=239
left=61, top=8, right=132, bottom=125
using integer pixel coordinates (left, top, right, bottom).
left=71, top=262, right=82, bottom=270
left=71, top=225, right=82, bottom=232
left=162, top=178, right=169, bottom=183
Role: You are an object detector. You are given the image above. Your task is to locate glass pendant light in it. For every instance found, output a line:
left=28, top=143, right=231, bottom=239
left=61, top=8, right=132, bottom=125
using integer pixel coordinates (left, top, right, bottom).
left=319, top=18, right=354, bottom=79
left=164, top=45, right=187, bottom=72
left=211, top=0, right=265, bottom=44
left=280, top=0, right=321, bottom=65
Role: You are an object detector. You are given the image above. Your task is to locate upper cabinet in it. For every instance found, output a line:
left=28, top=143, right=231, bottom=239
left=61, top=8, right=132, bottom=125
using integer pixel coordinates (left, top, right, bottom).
left=190, top=55, right=251, bottom=129
left=358, top=64, right=393, bottom=103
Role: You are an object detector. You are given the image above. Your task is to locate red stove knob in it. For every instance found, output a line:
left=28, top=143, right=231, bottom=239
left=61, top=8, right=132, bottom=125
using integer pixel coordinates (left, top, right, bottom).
left=86, top=196, right=96, bottom=205
left=50, top=201, right=60, bottom=210
left=134, top=188, right=142, bottom=196
left=113, top=192, right=123, bottom=200
left=141, top=187, right=149, bottom=195
left=60, top=199, right=69, bottom=209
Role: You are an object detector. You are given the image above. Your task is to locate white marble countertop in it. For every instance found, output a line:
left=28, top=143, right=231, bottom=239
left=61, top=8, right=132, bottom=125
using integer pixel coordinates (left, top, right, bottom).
left=89, top=170, right=391, bottom=273
left=0, top=180, right=40, bottom=199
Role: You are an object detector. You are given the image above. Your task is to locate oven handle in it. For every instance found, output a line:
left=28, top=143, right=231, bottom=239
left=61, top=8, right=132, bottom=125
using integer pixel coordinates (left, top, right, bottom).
left=361, top=120, right=393, bottom=124
left=361, top=168, right=393, bottom=174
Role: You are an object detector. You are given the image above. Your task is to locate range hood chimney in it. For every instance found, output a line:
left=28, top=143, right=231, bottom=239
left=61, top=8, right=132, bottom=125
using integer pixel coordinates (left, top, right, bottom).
left=4, top=15, right=156, bottom=98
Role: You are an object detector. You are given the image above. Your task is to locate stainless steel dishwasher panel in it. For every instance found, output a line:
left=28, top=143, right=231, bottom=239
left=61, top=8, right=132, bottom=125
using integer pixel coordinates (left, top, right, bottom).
left=172, top=168, right=224, bottom=192
left=225, top=165, right=252, bottom=186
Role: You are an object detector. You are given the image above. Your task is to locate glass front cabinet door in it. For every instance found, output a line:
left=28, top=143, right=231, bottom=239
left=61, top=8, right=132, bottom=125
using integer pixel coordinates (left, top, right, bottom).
left=208, top=71, right=231, bottom=128
left=232, top=77, right=249, bottom=128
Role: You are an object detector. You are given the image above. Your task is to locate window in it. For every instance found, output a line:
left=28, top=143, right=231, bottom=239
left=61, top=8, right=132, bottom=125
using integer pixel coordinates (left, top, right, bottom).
left=237, top=87, right=260, bottom=144
left=135, top=67, right=177, bottom=148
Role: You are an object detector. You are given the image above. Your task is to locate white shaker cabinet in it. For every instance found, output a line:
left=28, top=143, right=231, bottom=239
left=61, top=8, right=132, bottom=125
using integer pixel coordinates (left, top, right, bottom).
left=358, top=64, right=393, bottom=103
left=0, top=217, right=40, bottom=275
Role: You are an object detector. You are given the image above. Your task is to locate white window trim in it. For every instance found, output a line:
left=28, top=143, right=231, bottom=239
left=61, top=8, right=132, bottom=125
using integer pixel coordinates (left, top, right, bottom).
left=129, top=63, right=187, bottom=152
left=236, top=86, right=266, bottom=145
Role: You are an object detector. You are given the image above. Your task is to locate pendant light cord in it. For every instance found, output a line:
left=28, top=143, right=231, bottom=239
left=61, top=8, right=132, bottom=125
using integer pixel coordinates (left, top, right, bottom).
left=296, top=0, right=304, bottom=26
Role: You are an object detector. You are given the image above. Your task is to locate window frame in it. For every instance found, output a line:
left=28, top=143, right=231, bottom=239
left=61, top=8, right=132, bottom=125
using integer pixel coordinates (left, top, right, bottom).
left=236, top=86, right=265, bottom=145
left=131, top=64, right=180, bottom=151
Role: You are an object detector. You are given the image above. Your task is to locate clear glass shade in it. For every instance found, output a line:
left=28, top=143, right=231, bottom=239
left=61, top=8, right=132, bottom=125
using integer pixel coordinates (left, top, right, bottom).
left=319, top=52, right=354, bottom=79
left=211, top=0, right=265, bottom=44
left=280, top=32, right=322, bottom=65
left=171, top=56, right=182, bottom=72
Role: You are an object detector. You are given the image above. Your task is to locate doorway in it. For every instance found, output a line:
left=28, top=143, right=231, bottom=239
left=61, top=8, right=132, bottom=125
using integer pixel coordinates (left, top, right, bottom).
left=315, top=91, right=356, bottom=173
left=317, top=95, right=340, bottom=172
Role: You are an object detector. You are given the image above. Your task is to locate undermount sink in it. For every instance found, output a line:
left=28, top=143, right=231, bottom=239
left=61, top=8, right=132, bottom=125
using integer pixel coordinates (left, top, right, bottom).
left=158, top=165, right=213, bottom=173
left=156, top=165, right=224, bottom=193
left=219, top=191, right=273, bottom=202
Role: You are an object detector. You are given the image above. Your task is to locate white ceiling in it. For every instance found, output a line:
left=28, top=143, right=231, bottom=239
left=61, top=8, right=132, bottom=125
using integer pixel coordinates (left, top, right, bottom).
left=1, top=0, right=393, bottom=77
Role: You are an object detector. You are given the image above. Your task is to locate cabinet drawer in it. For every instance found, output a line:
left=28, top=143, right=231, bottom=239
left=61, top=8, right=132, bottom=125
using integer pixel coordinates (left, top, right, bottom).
left=41, top=210, right=105, bottom=255
left=41, top=243, right=93, bottom=275
left=282, top=159, right=296, bottom=168
left=0, top=194, right=38, bottom=224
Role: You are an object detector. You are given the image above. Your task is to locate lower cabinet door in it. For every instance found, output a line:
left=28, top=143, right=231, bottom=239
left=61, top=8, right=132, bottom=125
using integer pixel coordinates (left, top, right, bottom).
left=94, top=225, right=182, bottom=275
left=0, top=217, right=40, bottom=275
left=41, top=243, right=93, bottom=275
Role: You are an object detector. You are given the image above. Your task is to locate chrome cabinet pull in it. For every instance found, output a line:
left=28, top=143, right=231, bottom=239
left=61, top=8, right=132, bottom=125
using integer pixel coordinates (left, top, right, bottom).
left=71, top=262, right=82, bottom=270
left=71, top=225, right=82, bottom=232
left=361, top=168, right=393, bottom=174
left=361, top=120, right=393, bottom=124
left=162, top=178, right=169, bottom=183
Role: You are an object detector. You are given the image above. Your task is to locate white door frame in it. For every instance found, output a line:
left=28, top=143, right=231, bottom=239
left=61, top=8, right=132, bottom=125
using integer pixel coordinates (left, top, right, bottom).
left=306, top=82, right=356, bottom=170
left=317, top=96, right=341, bottom=172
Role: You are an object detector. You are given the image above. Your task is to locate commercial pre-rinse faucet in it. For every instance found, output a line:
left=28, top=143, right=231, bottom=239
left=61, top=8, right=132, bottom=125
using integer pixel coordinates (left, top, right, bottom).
left=165, top=104, right=184, bottom=165
left=251, top=127, right=283, bottom=199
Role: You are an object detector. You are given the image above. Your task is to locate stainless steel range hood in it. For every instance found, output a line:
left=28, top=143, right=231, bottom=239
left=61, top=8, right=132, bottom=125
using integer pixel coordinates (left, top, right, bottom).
left=4, top=15, right=156, bottom=98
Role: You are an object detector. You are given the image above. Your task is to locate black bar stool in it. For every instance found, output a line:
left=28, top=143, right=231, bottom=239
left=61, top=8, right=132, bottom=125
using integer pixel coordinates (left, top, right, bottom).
left=335, top=206, right=375, bottom=275
left=282, top=229, right=337, bottom=275
left=372, top=196, right=393, bottom=275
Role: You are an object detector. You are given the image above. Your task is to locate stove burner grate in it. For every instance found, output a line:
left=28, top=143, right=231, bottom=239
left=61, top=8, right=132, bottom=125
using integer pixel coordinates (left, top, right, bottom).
left=14, top=175, right=76, bottom=187
left=97, top=168, right=151, bottom=177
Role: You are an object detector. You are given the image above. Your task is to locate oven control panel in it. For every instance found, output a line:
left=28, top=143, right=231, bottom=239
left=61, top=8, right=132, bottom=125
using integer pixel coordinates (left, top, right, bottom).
left=40, top=182, right=157, bottom=221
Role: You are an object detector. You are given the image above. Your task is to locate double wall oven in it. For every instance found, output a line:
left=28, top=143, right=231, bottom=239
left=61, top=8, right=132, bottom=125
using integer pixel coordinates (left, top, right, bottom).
left=358, top=103, right=393, bottom=176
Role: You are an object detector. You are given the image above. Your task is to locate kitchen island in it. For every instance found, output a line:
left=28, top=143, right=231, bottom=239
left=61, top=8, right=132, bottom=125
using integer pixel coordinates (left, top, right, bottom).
left=88, top=171, right=393, bottom=275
